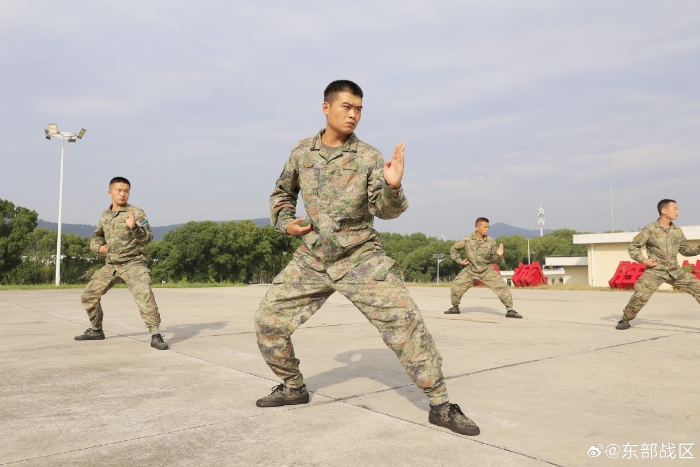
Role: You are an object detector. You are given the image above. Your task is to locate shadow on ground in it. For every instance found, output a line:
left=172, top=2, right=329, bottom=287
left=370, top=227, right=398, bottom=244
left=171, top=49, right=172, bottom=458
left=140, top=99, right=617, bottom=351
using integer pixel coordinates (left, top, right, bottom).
left=305, top=348, right=426, bottom=410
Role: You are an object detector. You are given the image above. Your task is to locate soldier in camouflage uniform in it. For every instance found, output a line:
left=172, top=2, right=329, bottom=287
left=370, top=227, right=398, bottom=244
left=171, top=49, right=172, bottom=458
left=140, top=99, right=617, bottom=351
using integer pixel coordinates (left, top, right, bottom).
left=616, top=199, right=700, bottom=330
left=446, top=217, right=522, bottom=318
left=74, top=177, right=168, bottom=350
left=254, top=80, right=479, bottom=436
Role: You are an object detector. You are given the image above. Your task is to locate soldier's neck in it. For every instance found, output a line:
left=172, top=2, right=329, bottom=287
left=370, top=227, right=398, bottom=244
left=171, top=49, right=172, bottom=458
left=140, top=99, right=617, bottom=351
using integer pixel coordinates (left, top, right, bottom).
left=475, top=232, right=486, bottom=240
left=321, top=128, right=350, bottom=147
left=659, top=217, right=672, bottom=228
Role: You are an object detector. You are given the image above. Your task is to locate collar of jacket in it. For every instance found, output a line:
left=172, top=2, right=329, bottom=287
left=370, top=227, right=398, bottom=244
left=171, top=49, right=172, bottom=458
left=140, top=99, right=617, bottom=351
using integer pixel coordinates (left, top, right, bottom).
left=469, top=232, right=490, bottom=241
left=652, top=219, right=676, bottom=230
left=107, top=203, right=131, bottom=213
left=310, top=129, right=359, bottom=153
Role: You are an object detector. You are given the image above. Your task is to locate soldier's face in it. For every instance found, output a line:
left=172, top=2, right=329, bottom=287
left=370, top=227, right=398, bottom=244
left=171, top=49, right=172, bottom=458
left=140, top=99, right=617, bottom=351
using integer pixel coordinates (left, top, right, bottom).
left=323, top=92, right=362, bottom=136
left=108, top=182, right=130, bottom=207
left=476, top=222, right=489, bottom=237
left=662, top=202, right=679, bottom=220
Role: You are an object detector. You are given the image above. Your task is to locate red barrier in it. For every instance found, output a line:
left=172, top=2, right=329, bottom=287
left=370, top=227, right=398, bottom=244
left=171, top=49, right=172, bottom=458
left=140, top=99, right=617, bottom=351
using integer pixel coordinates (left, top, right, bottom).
left=474, top=264, right=501, bottom=287
left=512, top=262, right=547, bottom=287
left=619, top=263, right=646, bottom=289
left=511, top=262, right=526, bottom=286
left=608, top=261, right=631, bottom=289
left=608, top=261, right=646, bottom=289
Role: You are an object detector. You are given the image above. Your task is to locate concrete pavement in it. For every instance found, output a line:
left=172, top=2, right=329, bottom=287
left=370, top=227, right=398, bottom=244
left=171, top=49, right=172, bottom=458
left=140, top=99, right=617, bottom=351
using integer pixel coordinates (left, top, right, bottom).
left=1, top=285, right=698, bottom=466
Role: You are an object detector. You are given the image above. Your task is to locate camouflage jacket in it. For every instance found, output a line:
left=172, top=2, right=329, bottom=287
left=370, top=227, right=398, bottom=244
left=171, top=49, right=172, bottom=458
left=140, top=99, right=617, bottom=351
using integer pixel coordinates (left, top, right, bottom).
left=270, top=129, right=408, bottom=280
left=450, top=233, right=501, bottom=274
left=629, top=220, right=700, bottom=278
left=90, top=203, right=153, bottom=269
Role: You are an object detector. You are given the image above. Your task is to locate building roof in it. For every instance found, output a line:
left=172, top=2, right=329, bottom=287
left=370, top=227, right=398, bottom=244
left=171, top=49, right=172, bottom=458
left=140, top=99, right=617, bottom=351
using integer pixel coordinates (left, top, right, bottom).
left=573, top=225, right=700, bottom=245
left=545, top=256, right=588, bottom=266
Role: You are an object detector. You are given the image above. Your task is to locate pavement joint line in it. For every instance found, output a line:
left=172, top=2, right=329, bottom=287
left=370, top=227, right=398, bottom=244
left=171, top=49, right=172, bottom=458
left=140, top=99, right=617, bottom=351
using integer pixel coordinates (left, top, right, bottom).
left=0, top=407, right=308, bottom=466
left=166, top=321, right=367, bottom=341
left=326, top=333, right=679, bottom=403
left=443, top=334, right=676, bottom=381
left=303, top=396, right=565, bottom=466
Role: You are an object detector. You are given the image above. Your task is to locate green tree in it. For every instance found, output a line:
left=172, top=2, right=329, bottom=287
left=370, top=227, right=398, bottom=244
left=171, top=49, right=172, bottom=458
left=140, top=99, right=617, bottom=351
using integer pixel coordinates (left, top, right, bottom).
left=0, top=199, right=38, bottom=284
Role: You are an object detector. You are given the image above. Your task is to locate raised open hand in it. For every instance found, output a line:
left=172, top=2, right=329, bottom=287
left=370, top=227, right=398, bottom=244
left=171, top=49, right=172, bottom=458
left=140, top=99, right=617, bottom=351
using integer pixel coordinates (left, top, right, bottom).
left=383, top=142, right=404, bottom=189
left=497, top=243, right=504, bottom=256
left=125, top=207, right=136, bottom=230
left=286, top=217, right=313, bottom=236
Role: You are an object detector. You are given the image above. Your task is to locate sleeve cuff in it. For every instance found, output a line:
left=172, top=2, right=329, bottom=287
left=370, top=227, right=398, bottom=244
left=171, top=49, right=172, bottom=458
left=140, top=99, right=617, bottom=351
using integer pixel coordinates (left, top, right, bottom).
left=382, top=182, right=403, bottom=203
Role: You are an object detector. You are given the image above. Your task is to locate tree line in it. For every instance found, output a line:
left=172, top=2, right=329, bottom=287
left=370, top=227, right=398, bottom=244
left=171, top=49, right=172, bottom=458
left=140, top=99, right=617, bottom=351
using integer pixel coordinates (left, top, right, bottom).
left=1, top=198, right=587, bottom=285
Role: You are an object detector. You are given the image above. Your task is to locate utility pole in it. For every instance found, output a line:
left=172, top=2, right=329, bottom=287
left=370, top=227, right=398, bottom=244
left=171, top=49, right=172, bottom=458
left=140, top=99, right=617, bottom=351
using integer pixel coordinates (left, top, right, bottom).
left=609, top=140, right=614, bottom=232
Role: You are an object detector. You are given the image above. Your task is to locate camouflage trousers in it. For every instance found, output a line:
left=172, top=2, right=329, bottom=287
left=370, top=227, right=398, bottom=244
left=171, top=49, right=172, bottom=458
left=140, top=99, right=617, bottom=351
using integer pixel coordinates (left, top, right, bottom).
left=81, top=263, right=161, bottom=334
left=451, top=267, right=513, bottom=310
left=623, top=269, right=700, bottom=321
left=254, top=253, right=449, bottom=405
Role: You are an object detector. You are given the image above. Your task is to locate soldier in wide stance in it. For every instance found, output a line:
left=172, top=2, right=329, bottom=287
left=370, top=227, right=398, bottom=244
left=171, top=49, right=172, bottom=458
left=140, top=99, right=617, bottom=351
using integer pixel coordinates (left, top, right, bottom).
left=446, top=217, right=522, bottom=319
left=74, top=176, right=168, bottom=350
left=616, top=199, right=700, bottom=330
left=254, top=80, right=480, bottom=436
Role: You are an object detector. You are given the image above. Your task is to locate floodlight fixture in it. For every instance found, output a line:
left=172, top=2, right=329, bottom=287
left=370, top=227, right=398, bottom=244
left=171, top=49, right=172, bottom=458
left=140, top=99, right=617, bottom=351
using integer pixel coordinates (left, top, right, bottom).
left=43, top=123, right=86, bottom=286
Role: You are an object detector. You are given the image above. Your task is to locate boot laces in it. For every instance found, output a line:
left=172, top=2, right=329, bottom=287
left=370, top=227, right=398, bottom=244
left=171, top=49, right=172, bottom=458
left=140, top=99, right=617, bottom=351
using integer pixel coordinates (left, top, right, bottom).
left=447, top=403, right=465, bottom=420
left=270, top=383, right=287, bottom=394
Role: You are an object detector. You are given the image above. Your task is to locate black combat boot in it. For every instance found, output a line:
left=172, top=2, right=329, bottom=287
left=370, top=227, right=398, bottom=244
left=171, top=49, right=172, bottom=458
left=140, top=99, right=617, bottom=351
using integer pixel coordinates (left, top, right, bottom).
left=429, top=403, right=480, bottom=436
left=151, top=334, right=169, bottom=350
left=74, top=328, right=105, bottom=341
left=616, top=320, right=631, bottom=330
left=506, top=310, right=522, bottom=319
left=444, top=306, right=461, bottom=314
left=256, top=384, right=309, bottom=407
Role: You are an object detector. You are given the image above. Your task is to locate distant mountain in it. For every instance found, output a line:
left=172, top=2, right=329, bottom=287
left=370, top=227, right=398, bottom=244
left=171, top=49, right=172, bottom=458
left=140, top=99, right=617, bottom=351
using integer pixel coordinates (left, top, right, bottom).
left=37, top=220, right=97, bottom=238
left=37, top=219, right=550, bottom=241
left=488, top=222, right=552, bottom=238
left=37, top=218, right=271, bottom=240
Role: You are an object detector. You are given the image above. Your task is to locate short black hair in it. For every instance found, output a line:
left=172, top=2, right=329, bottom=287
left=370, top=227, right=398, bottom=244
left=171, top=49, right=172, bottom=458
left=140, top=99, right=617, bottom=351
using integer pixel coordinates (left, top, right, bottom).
left=657, top=199, right=676, bottom=216
left=324, top=80, right=363, bottom=104
left=110, top=176, right=131, bottom=187
left=475, top=217, right=490, bottom=226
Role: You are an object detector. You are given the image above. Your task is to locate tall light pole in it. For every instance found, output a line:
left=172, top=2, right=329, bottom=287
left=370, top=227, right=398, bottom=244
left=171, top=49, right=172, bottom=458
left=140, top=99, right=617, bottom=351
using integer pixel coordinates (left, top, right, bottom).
left=44, top=124, right=86, bottom=286
left=608, top=140, right=614, bottom=232
left=527, top=238, right=531, bottom=265
left=433, top=254, right=444, bottom=284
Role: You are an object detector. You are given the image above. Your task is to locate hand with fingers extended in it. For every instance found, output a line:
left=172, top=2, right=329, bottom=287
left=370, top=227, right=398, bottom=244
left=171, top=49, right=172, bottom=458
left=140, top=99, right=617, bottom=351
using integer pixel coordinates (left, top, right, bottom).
left=383, top=142, right=405, bottom=189
left=286, top=217, right=313, bottom=236
left=497, top=243, right=504, bottom=257
left=125, top=207, right=136, bottom=230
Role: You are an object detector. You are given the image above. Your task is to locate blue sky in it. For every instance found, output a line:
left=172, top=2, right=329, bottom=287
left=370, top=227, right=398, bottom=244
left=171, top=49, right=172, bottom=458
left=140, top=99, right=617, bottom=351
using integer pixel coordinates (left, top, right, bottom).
left=1, top=1, right=698, bottom=240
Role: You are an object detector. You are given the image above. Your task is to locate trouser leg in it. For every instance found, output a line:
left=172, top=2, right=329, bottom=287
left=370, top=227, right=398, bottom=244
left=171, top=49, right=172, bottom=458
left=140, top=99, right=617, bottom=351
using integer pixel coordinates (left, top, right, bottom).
left=81, top=265, right=120, bottom=330
left=254, top=257, right=334, bottom=388
left=622, top=272, right=665, bottom=321
left=338, top=255, right=449, bottom=405
left=450, top=268, right=474, bottom=307
left=480, top=268, right=513, bottom=310
left=121, top=264, right=161, bottom=334
left=668, top=271, right=700, bottom=305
